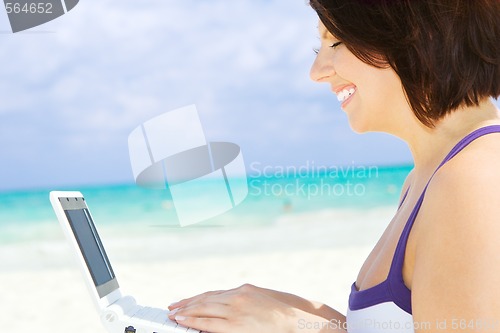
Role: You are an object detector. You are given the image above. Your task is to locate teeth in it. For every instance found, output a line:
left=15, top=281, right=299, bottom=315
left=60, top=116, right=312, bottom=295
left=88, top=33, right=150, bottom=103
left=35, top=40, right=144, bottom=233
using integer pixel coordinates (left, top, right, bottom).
left=336, top=88, right=356, bottom=102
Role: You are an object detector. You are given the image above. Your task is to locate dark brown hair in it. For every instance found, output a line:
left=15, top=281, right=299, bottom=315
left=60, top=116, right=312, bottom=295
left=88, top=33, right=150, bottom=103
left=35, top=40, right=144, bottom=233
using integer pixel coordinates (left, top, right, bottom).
left=310, top=0, right=500, bottom=127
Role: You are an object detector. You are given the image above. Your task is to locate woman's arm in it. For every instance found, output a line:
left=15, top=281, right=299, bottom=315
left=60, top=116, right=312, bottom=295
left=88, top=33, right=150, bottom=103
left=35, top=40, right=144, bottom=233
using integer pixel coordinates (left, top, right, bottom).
left=255, top=285, right=346, bottom=324
left=411, top=154, right=500, bottom=332
left=168, top=284, right=347, bottom=333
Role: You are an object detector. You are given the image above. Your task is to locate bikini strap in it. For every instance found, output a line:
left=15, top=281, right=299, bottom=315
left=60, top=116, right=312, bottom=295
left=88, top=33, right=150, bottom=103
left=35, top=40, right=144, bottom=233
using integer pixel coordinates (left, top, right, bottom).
left=398, top=187, right=410, bottom=210
left=389, top=125, right=500, bottom=279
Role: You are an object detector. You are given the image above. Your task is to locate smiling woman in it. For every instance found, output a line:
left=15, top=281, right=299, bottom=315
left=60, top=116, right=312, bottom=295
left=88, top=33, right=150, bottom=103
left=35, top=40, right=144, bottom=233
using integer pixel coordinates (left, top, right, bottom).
left=166, top=1, right=500, bottom=332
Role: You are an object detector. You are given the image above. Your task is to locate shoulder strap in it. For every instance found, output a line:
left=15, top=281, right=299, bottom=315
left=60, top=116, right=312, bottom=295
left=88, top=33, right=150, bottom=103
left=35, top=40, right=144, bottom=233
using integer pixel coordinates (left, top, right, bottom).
left=435, top=125, right=500, bottom=173
left=389, top=125, right=500, bottom=277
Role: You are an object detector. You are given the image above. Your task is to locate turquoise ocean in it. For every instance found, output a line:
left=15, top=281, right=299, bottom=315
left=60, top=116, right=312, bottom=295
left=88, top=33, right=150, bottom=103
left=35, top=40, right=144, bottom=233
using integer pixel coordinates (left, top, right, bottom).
left=0, top=164, right=412, bottom=245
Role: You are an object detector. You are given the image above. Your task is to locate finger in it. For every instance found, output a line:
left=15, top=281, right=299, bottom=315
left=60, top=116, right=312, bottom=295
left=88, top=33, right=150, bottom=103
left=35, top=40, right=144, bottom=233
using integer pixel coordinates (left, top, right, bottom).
left=169, top=284, right=259, bottom=312
left=169, top=290, right=225, bottom=310
left=172, top=288, right=245, bottom=311
left=169, top=301, right=231, bottom=321
left=173, top=315, right=231, bottom=333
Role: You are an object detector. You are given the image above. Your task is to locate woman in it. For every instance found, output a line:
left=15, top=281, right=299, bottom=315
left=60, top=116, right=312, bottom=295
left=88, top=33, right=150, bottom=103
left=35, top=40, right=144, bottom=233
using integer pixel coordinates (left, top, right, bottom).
left=168, top=1, right=500, bottom=332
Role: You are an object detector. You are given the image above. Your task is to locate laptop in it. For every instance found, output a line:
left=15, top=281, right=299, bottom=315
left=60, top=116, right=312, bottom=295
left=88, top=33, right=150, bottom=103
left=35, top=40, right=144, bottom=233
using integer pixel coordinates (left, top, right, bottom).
left=50, top=191, right=204, bottom=333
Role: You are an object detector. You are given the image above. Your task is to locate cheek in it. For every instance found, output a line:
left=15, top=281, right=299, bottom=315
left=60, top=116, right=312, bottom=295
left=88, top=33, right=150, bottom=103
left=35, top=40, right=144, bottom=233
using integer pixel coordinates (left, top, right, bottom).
left=359, top=67, right=402, bottom=105
left=332, top=50, right=357, bottom=76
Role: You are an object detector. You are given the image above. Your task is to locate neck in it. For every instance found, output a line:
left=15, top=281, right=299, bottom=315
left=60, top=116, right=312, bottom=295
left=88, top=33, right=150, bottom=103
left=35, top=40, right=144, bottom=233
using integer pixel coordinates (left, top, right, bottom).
left=399, top=99, right=500, bottom=180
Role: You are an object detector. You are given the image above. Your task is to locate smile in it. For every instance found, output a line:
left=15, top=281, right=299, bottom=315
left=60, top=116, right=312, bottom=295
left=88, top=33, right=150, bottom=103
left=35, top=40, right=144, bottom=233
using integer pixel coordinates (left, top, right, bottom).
left=336, top=87, right=356, bottom=103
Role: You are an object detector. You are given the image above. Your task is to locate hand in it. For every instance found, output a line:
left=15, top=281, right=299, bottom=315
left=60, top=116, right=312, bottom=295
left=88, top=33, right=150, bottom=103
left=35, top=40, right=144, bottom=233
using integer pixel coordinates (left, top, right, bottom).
left=168, top=284, right=299, bottom=333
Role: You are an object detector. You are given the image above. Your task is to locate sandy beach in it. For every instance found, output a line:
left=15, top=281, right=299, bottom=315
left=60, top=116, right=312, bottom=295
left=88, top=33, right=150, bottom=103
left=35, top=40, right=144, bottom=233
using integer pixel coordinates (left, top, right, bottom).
left=0, top=206, right=395, bottom=333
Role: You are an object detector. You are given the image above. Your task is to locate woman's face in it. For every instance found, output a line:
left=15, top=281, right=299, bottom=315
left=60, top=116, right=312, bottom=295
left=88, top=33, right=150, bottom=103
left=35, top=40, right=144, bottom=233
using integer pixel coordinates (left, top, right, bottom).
left=310, top=21, right=409, bottom=133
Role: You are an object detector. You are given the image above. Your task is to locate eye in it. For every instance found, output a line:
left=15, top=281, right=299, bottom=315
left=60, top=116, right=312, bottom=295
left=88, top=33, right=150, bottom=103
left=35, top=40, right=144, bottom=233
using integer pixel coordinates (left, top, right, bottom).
left=330, top=42, right=342, bottom=49
left=313, top=41, right=342, bottom=55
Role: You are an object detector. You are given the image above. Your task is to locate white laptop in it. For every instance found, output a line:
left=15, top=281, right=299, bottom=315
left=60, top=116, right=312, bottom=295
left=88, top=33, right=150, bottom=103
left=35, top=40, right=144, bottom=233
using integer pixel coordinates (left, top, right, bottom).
left=50, top=191, right=205, bottom=333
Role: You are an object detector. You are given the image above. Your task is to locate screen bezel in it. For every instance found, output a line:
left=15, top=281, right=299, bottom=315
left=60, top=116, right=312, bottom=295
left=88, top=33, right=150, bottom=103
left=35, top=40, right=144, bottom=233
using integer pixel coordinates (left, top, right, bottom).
left=59, top=196, right=119, bottom=298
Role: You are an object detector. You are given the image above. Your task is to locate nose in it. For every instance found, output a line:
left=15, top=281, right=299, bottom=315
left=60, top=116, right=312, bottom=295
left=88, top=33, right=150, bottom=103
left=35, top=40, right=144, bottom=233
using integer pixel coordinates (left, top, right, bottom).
left=309, top=50, right=336, bottom=82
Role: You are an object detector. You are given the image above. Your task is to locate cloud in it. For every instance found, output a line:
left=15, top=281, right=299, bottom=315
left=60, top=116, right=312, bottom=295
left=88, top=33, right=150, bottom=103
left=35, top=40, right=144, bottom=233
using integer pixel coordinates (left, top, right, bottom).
left=0, top=0, right=415, bottom=190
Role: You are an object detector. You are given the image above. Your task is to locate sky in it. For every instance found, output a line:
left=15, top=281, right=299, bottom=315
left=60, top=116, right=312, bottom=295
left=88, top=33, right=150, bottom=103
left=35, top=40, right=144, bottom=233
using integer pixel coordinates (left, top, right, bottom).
left=0, top=0, right=497, bottom=192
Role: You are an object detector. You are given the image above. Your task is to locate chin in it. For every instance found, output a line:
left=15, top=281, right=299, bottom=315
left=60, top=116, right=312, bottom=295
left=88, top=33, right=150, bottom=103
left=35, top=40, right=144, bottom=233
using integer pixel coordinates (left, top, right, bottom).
left=346, top=115, right=372, bottom=134
left=346, top=109, right=392, bottom=134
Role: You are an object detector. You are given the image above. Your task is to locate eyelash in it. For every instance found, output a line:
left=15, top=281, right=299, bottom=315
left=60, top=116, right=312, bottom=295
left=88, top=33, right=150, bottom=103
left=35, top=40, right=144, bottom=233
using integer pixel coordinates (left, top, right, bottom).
left=331, top=42, right=342, bottom=49
left=313, top=42, right=343, bottom=54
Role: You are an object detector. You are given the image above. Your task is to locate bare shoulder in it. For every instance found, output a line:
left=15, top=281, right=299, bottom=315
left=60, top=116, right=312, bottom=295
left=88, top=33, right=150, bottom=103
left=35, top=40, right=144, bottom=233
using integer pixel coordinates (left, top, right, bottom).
left=411, top=132, right=500, bottom=321
left=421, top=130, right=500, bottom=239
left=428, top=131, right=500, bottom=204
left=445, top=129, right=500, bottom=170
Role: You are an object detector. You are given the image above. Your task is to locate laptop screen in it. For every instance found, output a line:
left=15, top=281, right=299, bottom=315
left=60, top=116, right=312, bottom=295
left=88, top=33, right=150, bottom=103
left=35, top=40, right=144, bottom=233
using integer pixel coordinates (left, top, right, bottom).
left=65, top=208, right=116, bottom=288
